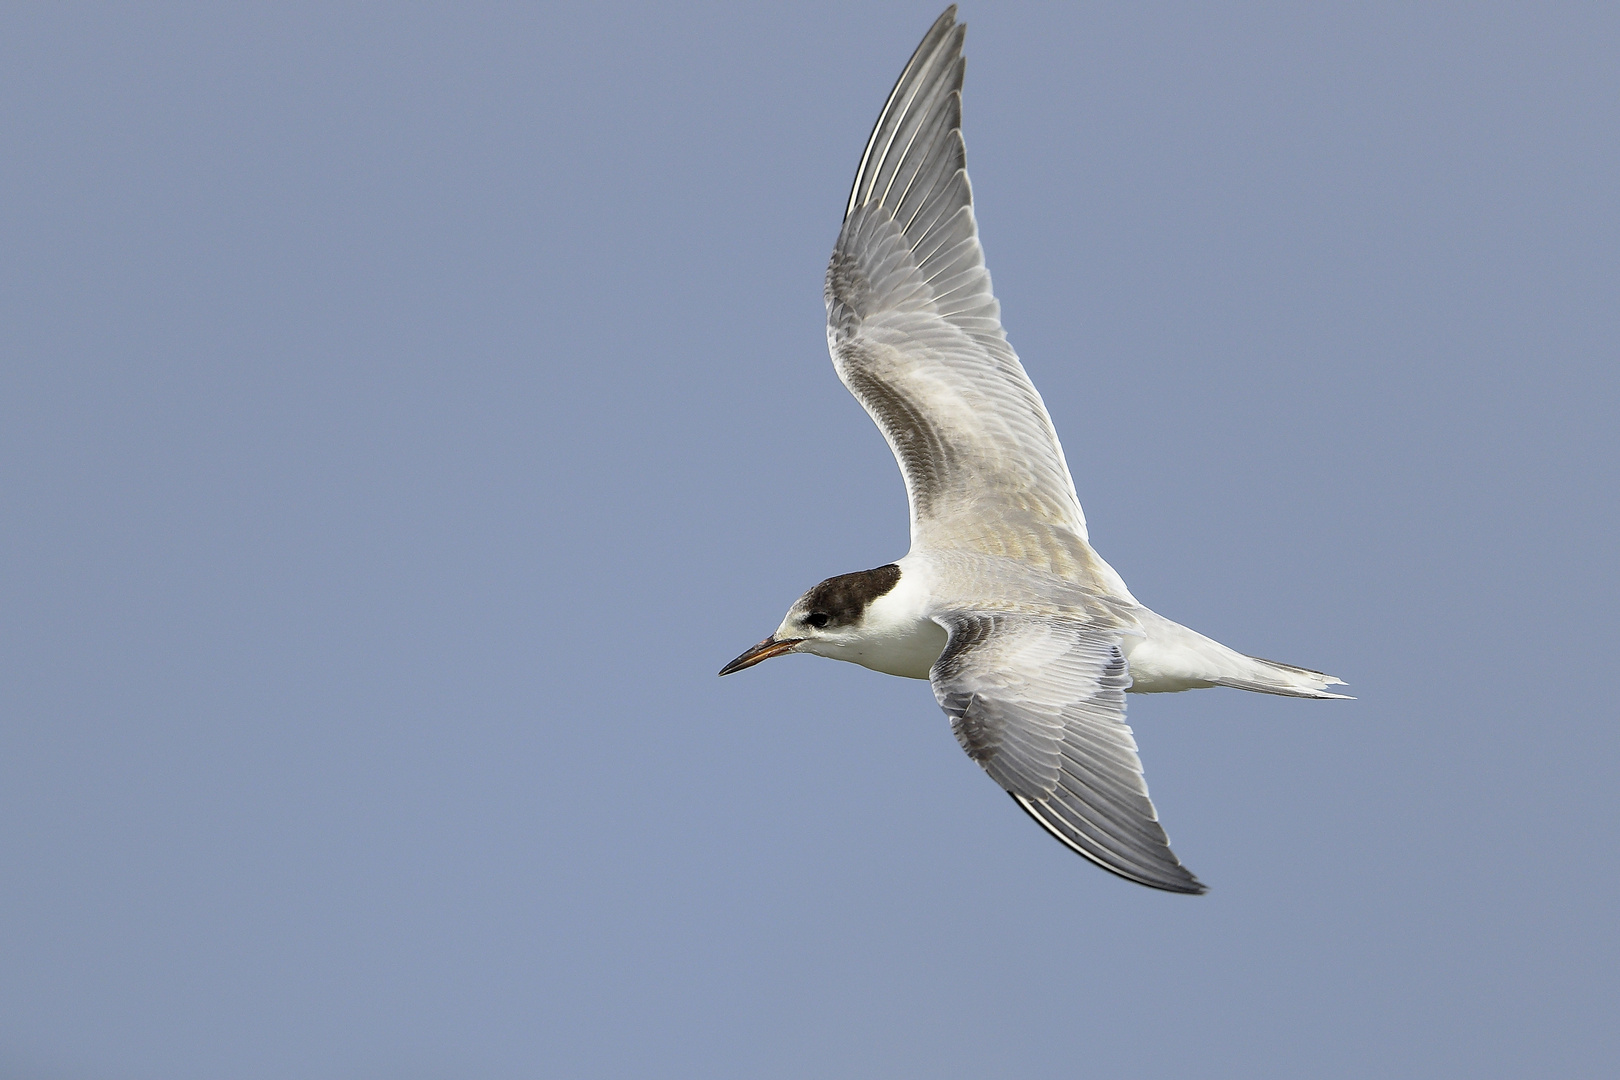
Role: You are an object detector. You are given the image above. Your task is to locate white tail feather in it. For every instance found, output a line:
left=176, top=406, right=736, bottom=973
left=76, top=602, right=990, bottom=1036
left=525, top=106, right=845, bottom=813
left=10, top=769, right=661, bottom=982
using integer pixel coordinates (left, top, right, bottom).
left=1123, top=608, right=1351, bottom=699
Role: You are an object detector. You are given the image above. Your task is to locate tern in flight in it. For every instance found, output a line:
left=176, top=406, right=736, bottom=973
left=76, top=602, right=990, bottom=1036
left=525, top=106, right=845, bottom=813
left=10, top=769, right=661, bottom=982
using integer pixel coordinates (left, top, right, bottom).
left=721, top=6, right=1347, bottom=893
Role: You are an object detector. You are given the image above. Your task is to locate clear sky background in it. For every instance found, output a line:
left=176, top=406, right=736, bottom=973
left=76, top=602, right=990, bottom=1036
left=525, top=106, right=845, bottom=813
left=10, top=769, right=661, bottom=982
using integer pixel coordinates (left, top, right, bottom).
left=3, top=3, right=1617, bottom=1077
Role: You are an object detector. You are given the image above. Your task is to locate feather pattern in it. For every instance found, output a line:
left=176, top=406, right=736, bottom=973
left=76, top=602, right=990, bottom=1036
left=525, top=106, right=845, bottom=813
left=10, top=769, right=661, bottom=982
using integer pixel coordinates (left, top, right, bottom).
left=826, top=6, right=1125, bottom=594
left=930, top=611, right=1204, bottom=894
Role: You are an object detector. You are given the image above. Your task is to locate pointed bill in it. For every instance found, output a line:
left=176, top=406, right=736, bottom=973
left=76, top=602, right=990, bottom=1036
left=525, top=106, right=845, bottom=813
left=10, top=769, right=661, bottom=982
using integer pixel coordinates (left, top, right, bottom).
left=718, top=636, right=803, bottom=676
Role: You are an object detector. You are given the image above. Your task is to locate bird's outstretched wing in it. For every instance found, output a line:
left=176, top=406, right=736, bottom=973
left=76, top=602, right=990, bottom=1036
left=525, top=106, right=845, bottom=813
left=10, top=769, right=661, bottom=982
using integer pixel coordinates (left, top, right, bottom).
left=930, top=611, right=1205, bottom=894
left=827, top=7, right=1113, bottom=588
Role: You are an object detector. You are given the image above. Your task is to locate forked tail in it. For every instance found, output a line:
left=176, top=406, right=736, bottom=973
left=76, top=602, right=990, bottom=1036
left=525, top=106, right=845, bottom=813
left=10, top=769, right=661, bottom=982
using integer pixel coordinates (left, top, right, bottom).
left=1214, top=655, right=1352, bottom=700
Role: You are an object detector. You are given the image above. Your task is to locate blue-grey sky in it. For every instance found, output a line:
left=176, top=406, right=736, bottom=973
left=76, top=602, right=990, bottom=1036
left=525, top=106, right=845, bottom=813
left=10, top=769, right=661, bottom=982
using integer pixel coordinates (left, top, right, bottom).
left=3, top=3, right=1617, bottom=1077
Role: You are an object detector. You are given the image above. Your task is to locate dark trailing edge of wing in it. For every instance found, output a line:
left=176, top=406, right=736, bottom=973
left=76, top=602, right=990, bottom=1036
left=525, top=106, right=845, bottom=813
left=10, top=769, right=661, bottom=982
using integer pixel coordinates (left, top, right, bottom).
left=1011, top=794, right=1207, bottom=895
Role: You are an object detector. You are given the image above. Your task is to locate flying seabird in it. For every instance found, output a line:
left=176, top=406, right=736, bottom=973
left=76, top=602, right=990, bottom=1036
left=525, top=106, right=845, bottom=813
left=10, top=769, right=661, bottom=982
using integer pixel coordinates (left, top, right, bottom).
left=721, top=6, right=1347, bottom=894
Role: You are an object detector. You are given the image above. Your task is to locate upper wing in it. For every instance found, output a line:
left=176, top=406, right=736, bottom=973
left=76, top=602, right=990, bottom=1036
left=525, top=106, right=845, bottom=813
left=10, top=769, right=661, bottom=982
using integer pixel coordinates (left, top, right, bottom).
left=931, top=611, right=1205, bottom=894
left=827, top=7, right=1105, bottom=583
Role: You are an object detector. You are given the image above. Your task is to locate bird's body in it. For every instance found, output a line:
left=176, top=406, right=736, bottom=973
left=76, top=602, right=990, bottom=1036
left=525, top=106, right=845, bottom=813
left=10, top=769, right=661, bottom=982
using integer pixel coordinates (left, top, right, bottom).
left=796, top=551, right=1342, bottom=697
left=723, top=6, right=1346, bottom=894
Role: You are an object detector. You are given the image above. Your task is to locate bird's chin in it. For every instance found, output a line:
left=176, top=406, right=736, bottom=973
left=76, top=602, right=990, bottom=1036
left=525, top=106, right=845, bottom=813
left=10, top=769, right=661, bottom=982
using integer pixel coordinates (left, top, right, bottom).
left=718, top=636, right=804, bottom=676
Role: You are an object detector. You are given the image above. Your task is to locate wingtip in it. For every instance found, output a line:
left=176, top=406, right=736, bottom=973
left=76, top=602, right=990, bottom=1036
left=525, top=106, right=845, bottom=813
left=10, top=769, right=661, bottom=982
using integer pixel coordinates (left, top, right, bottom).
left=1146, top=863, right=1207, bottom=895
left=1143, top=868, right=1207, bottom=895
left=1011, top=793, right=1208, bottom=896
left=845, top=5, right=969, bottom=220
left=1174, top=875, right=1209, bottom=896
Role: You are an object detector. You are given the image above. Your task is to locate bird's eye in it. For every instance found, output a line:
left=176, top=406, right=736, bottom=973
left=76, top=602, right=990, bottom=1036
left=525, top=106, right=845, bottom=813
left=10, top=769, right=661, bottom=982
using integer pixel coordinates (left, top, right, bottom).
left=806, top=612, right=830, bottom=629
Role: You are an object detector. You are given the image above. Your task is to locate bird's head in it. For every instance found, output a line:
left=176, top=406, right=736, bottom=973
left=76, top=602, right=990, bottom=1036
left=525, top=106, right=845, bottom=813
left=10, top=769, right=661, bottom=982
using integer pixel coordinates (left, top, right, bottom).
left=719, top=563, right=902, bottom=675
